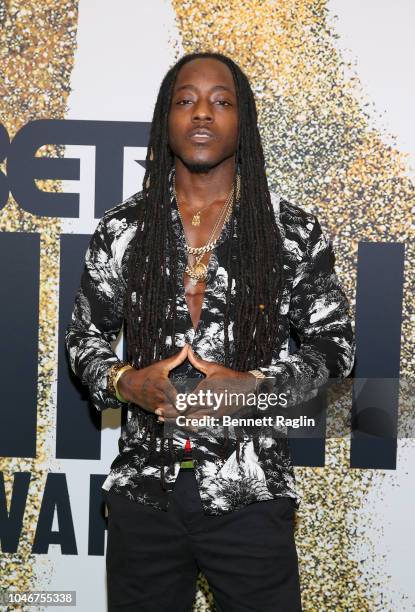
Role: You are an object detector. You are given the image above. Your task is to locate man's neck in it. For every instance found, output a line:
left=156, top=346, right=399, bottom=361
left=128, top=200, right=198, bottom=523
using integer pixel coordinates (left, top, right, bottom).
left=174, top=157, right=236, bottom=209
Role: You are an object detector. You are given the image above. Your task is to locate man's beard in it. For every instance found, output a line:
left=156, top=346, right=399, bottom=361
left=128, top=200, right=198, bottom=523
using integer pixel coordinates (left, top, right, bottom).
left=183, top=159, right=218, bottom=174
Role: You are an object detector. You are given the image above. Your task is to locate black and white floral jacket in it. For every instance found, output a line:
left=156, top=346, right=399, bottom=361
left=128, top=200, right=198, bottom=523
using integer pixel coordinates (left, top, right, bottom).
left=65, top=175, right=355, bottom=516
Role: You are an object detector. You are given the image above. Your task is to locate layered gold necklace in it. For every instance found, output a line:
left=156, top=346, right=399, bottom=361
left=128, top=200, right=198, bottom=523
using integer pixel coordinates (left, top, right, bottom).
left=173, top=174, right=240, bottom=286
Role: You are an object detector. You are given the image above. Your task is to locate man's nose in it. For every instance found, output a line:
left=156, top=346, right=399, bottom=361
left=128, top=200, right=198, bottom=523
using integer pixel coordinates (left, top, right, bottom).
left=192, top=99, right=213, bottom=122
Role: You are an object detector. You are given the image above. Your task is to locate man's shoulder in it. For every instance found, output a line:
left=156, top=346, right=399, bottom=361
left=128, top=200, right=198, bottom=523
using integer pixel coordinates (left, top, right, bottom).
left=94, top=191, right=145, bottom=248
left=98, top=188, right=318, bottom=248
left=101, top=189, right=315, bottom=227
left=102, top=190, right=144, bottom=225
left=269, top=190, right=316, bottom=234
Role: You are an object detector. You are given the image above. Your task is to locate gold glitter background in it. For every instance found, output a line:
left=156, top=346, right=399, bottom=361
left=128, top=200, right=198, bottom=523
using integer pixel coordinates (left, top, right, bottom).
left=171, top=0, right=414, bottom=610
left=0, top=0, right=414, bottom=610
left=0, top=0, right=78, bottom=609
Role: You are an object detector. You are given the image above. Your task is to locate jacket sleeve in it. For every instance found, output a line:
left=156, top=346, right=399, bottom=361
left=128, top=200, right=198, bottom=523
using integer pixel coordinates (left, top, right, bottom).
left=257, top=214, right=355, bottom=408
left=64, top=215, right=128, bottom=411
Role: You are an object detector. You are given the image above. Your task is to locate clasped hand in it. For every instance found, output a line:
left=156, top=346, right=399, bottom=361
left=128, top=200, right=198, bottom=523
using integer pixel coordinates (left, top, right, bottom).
left=117, top=344, right=256, bottom=432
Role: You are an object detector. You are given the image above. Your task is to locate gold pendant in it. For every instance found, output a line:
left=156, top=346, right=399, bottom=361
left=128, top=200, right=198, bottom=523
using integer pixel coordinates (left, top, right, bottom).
left=191, top=212, right=201, bottom=226
left=194, top=262, right=207, bottom=278
left=187, top=261, right=207, bottom=285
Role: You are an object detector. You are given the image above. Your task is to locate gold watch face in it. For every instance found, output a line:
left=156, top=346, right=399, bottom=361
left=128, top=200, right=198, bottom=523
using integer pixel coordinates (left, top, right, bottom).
left=257, top=377, right=275, bottom=395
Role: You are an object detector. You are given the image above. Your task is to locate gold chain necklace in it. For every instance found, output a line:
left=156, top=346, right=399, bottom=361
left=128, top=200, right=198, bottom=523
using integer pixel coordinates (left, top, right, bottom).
left=173, top=174, right=240, bottom=285
left=189, top=201, right=215, bottom=226
left=175, top=178, right=234, bottom=285
left=185, top=194, right=234, bottom=285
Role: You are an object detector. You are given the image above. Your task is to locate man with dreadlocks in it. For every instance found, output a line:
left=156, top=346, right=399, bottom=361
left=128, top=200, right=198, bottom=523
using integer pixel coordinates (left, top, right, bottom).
left=66, top=52, right=355, bottom=612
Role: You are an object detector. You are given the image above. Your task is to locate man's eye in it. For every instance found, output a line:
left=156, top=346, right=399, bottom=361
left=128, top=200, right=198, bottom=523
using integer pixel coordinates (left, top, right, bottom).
left=176, top=99, right=193, bottom=105
left=215, top=100, right=231, bottom=106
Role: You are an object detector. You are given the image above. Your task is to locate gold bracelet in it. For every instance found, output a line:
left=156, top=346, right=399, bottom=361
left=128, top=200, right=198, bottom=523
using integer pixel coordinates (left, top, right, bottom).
left=114, top=365, right=134, bottom=402
left=108, top=362, right=134, bottom=403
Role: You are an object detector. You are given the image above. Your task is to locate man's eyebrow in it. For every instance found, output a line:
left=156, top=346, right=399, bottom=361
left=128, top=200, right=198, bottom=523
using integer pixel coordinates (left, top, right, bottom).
left=173, top=84, right=235, bottom=94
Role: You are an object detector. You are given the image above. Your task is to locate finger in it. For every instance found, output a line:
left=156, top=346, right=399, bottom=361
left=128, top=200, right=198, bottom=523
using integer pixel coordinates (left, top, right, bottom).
left=187, top=379, right=209, bottom=401
left=187, top=346, right=212, bottom=375
left=154, top=401, right=180, bottom=420
left=162, top=344, right=189, bottom=372
left=189, top=376, right=226, bottom=398
left=157, top=379, right=178, bottom=408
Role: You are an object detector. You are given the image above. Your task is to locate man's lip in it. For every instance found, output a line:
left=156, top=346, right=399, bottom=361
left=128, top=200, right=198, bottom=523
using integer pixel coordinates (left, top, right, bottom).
left=188, top=128, right=215, bottom=140
left=189, top=134, right=214, bottom=142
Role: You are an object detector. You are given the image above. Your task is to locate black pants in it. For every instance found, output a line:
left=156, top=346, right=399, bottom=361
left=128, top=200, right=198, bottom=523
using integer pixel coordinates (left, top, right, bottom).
left=103, top=469, right=302, bottom=612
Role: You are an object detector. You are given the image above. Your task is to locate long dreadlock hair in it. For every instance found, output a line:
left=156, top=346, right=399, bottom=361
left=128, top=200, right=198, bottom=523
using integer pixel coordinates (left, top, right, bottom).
left=123, top=52, right=285, bottom=489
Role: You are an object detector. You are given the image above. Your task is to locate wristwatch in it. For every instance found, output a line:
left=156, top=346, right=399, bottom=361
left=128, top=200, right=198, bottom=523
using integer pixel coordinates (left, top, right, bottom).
left=107, top=361, right=134, bottom=403
left=248, top=369, right=275, bottom=395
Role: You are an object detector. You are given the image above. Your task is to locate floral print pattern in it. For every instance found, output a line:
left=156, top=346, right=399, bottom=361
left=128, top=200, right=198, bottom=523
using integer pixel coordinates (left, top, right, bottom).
left=65, top=176, right=355, bottom=516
